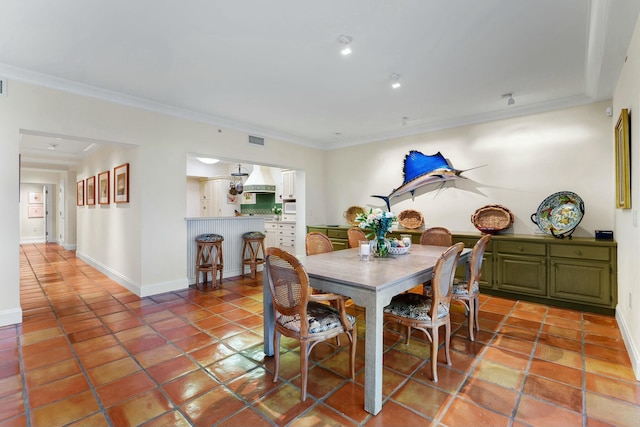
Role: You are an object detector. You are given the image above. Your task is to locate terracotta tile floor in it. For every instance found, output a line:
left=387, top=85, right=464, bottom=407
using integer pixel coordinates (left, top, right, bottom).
left=2, top=243, right=639, bottom=426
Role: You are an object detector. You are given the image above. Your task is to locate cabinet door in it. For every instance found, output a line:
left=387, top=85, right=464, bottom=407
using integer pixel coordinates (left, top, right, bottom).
left=549, top=259, right=612, bottom=307
left=282, top=170, right=296, bottom=199
left=496, top=254, right=546, bottom=295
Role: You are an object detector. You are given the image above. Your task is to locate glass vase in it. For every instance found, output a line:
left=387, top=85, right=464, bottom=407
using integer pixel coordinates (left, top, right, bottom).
left=372, top=234, right=391, bottom=257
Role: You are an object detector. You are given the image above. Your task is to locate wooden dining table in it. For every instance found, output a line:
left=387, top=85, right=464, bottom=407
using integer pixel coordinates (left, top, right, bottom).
left=262, top=244, right=471, bottom=415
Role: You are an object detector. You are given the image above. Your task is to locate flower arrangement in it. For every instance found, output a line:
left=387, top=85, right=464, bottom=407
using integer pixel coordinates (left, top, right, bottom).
left=271, top=206, right=282, bottom=216
left=355, top=208, right=396, bottom=239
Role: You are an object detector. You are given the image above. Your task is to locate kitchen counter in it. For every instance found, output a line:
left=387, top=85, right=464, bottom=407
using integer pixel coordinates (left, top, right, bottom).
left=186, top=216, right=266, bottom=282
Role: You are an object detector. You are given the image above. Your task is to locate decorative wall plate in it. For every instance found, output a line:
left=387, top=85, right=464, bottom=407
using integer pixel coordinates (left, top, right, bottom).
left=530, top=191, right=584, bottom=238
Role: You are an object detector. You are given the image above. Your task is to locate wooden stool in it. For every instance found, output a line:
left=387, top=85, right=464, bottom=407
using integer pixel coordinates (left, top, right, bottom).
left=241, top=231, right=266, bottom=279
left=195, top=234, right=224, bottom=289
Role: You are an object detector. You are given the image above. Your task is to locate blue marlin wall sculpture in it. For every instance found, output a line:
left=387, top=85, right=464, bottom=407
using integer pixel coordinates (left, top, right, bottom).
left=372, top=150, right=470, bottom=211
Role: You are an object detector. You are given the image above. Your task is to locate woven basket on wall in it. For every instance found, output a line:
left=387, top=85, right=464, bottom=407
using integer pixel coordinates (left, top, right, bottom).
left=471, top=205, right=514, bottom=234
left=343, top=206, right=366, bottom=226
left=398, top=209, right=424, bottom=229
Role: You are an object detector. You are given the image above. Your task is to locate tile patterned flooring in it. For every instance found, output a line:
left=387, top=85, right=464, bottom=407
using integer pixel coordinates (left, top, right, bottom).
left=1, top=243, right=639, bottom=426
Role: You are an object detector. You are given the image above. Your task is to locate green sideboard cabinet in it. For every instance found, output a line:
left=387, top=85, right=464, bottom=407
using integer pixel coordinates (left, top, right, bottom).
left=307, top=225, right=618, bottom=315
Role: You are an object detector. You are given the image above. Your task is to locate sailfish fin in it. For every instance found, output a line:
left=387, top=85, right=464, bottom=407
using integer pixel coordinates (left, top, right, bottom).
left=370, top=195, right=391, bottom=212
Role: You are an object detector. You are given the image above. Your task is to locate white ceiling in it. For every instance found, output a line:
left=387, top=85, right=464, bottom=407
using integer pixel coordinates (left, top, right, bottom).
left=5, top=0, right=640, bottom=168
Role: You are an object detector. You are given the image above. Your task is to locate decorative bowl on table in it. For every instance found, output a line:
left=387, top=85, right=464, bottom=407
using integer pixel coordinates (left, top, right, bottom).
left=389, top=246, right=409, bottom=255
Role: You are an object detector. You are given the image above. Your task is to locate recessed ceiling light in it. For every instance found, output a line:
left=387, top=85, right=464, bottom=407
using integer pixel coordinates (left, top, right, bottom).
left=197, top=157, right=219, bottom=164
left=390, top=73, right=402, bottom=89
left=338, top=35, right=353, bottom=56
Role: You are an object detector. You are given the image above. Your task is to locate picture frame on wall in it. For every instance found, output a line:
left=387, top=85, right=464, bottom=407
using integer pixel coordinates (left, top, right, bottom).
left=98, top=170, right=110, bottom=204
left=76, top=180, right=84, bottom=206
left=615, top=108, right=631, bottom=209
left=28, top=205, right=44, bottom=218
left=114, top=163, right=129, bottom=203
left=28, top=192, right=42, bottom=204
left=86, top=176, right=96, bottom=206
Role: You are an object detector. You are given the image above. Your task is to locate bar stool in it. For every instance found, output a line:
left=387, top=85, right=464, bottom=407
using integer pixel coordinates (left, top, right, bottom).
left=195, top=234, right=224, bottom=289
left=241, top=231, right=266, bottom=279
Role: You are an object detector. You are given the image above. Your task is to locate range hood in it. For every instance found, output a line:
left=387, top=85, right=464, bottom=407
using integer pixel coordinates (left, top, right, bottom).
left=243, top=165, right=276, bottom=193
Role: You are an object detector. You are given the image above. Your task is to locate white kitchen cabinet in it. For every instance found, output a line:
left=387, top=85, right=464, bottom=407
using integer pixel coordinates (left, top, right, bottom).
left=278, top=222, right=296, bottom=253
left=282, top=170, right=296, bottom=200
left=265, top=220, right=278, bottom=249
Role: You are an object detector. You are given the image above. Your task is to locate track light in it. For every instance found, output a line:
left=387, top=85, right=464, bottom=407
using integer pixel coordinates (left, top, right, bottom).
left=502, top=93, right=515, bottom=106
left=338, top=35, right=352, bottom=56
left=391, top=73, right=402, bottom=89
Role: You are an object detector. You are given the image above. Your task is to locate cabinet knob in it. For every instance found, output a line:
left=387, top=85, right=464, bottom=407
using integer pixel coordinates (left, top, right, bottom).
left=518, top=246, right=523, bottom=251
left=575, top=250, right=582, bottom=256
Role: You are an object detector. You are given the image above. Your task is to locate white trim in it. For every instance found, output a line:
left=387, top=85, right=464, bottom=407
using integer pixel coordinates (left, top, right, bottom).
left=19, top=237, right=45, bottom=244
left=0, top=308, right=23, bottom=327
left=616, top=305, right=640, bottom=380
left=76, top=251, right=187, bottom=297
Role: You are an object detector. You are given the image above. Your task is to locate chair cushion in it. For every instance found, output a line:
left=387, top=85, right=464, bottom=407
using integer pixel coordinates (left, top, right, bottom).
left=384, top=293, right=449, bottom=321
left=425, top=281, right=479, bottom=296
left=276, top=302, right=356, bottom=333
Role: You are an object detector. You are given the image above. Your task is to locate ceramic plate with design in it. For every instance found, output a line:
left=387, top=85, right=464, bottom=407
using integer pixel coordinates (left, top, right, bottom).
left=530, top=191, right=584, bottom=237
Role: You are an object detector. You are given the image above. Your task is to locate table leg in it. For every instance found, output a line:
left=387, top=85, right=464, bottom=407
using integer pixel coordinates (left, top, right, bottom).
left=363, top=297, right=385, bottom=415
left=263, top=272, right=275, bottom=356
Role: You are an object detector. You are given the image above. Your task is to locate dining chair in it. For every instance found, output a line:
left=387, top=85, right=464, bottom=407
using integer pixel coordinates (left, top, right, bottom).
left=347, top=227, right=367, bottom=248
left=305, top=231, right=334, bottom=255
left=419, top=226, right=453, bottom=246
left=265, top=247, right=357, bottom=401
left=420, top=227, right=453, bottom=291
left=383, top=242, right=464, bottom=382
left=424, top=235, right=491, bottom=341
left=305, top=231, right=352, bottom=341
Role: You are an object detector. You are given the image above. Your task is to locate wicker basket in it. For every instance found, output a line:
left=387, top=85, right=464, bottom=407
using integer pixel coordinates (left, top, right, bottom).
left=398, top=209, right=424, bottom=229
left=343, top=206, right=365, bottom=226
left=471, top=205, right=514, bottom=234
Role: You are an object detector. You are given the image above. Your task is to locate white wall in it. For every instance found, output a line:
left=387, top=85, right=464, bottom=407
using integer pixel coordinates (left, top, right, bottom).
left=19, top=183, right=45, bottom=243
left=0, top=80, right=326, bottom=325
left=326, top=102, right=614, bottom=237
left=613, top=13, right=640, bottom=380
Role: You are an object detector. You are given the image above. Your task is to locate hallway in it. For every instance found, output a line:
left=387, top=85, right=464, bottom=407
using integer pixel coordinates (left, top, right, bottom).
left=1, top=243, right=638, bottom=426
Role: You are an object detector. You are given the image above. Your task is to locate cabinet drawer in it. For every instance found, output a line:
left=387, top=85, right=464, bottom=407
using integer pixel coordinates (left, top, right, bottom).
left=278, top=223, right=296, bottom=232
left=327, top=229, right=348, bottom=239
left=455, top=237, right=489, bottom=250
left=279, top=236, right=296, bottom=245
left=265, top=222, right=278, bottom=231
left=278, top=229, right=295, bottom=238
left=549, top=244, right=609, bottom=261
left=307, top=227, right=327, bottom=235
left=496, top=241, right=546, bottom=256
left=330, top=239, right=349, bottom=251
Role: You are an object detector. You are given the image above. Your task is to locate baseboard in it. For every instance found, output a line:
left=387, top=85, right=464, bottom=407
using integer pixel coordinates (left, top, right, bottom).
left=77, top=251, right=142, bottom=296
left=77, top=251, right=188, bottom=297
left=19, top=237, right=45, bottom=244
left=139, top=278, right=189, bottom=297
left=616, top=305, right=640, bottom=381
left=0, top=307, right=23, bottom=327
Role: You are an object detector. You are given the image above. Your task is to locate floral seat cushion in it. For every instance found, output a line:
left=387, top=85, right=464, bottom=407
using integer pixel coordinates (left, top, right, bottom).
left=276, top=302, right=356, bottom=334
left=384, top=293, right=449, bottom=321
left=424, top=281, right=479, bottom=296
